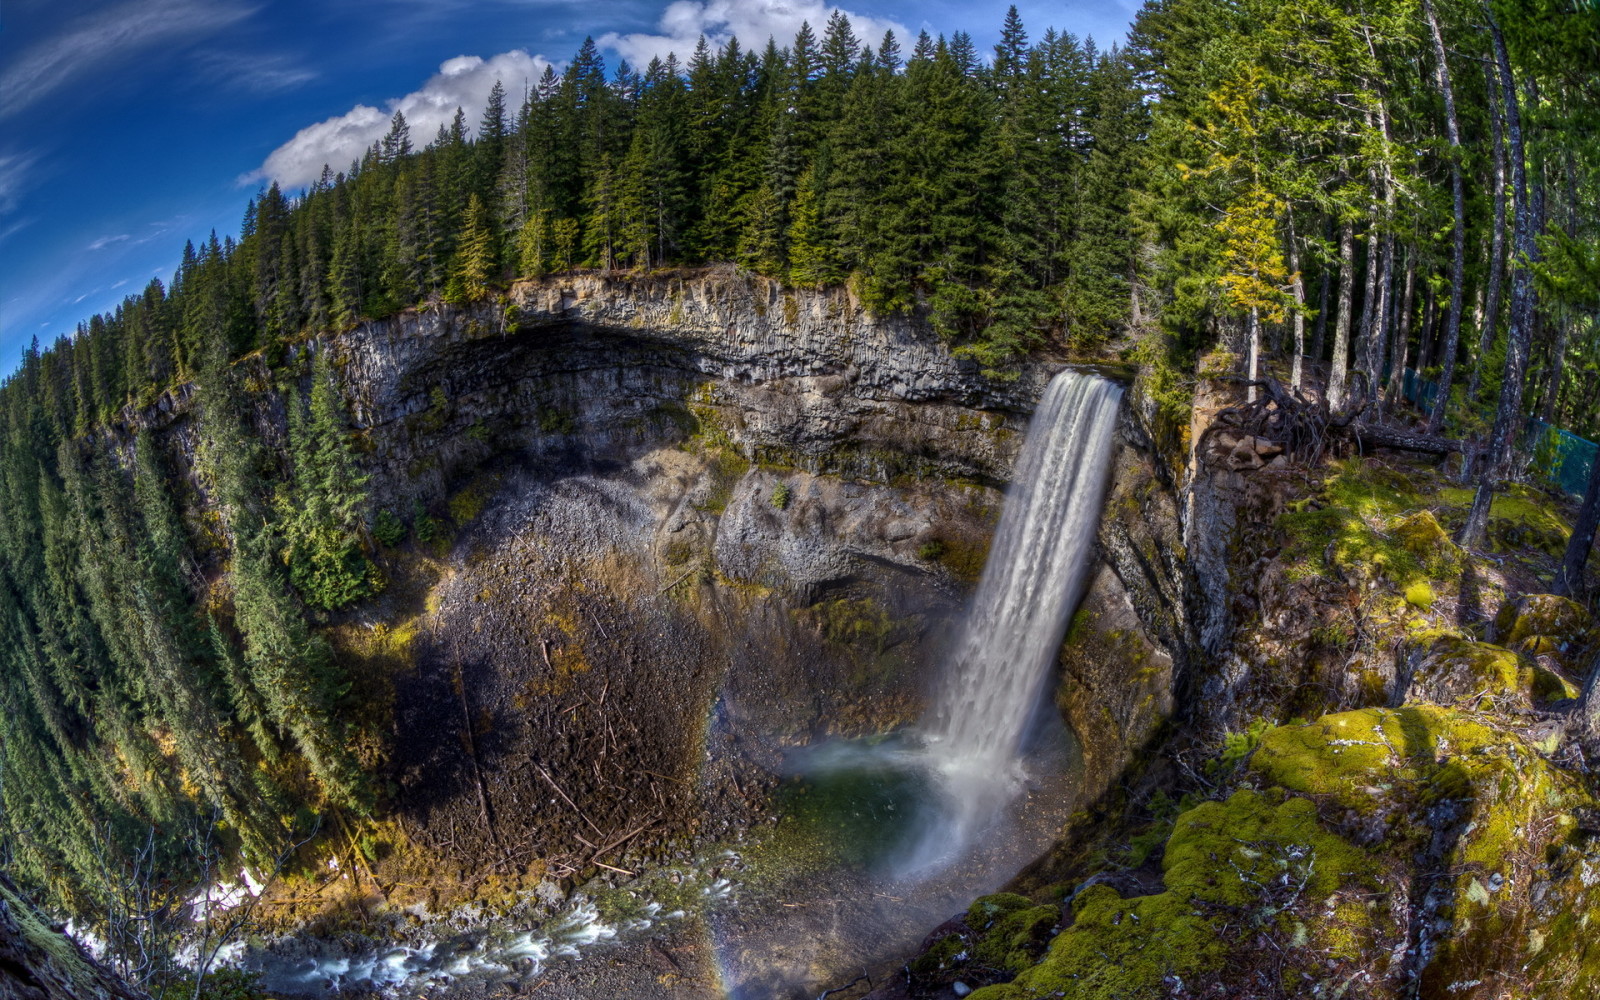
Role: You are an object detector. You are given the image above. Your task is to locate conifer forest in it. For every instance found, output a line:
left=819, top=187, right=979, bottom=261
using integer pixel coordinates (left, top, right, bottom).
left=2, top=2, right=1600, bottom=998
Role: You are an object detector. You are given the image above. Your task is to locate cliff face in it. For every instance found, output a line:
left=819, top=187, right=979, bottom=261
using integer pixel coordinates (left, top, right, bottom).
left=329, top=269, right=1053, bottom=508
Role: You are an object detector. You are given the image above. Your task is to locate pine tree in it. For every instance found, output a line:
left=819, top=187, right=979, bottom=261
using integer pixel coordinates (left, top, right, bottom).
left=449, top=192, right=496, bottom=301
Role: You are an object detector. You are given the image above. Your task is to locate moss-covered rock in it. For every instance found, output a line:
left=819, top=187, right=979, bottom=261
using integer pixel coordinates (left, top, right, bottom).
left=969, top=789, right=1380, bottom=999
left=1393, top=509, right=1465, bottom=578
left=1404, top=636, right=1534, bottom=709
left=968, top=707, right=1600, bottom=1000
left=1492, top=593, right=1595, bottom=672
left=966, top=893, right=1061, bottom=976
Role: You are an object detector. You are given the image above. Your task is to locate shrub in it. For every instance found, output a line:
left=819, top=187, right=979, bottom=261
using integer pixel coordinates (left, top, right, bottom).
left=771, top=482, right=791, bottom=510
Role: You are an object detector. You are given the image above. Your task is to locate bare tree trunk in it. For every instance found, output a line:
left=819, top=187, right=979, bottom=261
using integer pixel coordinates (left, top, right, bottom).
left=1329, top=219, right=1357, bottom=408
left=1419, top=280, right=1437, bottom=372
left=1373, top=229, right=1395, bottom=410
left=1358, top=225, right=1381, bottom=400
left=1467, top=61, right=1510, bottom=407
left=1287, top=207, right=1307, bottom=390
left=1555, top=449, right=1600, bottom=597
left=1247, top=306, right=1261, bottom=403
left=1424, top=0, right=1467, bottom=433
left=1385, top=246, right=1414, bottom=410
left=1460, top=4, right=1538, bottom=549
left=1543, top=315, right=1570, bottom=424
left=1312, top=269, right=1331, bottom=367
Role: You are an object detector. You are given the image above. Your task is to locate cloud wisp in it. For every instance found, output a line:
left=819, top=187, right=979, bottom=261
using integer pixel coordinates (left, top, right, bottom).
left=0, top=150, right=42, bottom=215
left=1, top=0, right=256, bottom=119
left=88, top=234, right=132, bottom=251
left=246, top=49, right=553, bottom=189
left=196, top=50, right=319, bottom=94
left=599, top=1, right=908, bottom=69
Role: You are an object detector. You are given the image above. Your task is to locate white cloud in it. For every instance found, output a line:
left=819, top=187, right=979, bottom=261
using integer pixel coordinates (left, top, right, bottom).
left=246, top=49, right=554, bottom=189
left=88, top=234, right=131, bottom=250
left=599, top=1, right=907, bottom=68
left=0, top=0, right=255, bottom=118
left=0, top=151, right=41, bottom=218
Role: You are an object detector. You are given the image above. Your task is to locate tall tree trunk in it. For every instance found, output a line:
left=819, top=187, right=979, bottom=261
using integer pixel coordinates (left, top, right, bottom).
left=1385, top=247, right=1414, bottom=410
left=1312, top=269, right=1331, bottom=369
left=1424, top=0, right=1467, bottom=433
left=1287, top=207, right=1307, bottom=390
left=1420, top=280, right=1437, bottom=372
left=1459, top=5, right=1538, bottom=550
left=1372, top=229, right=1395, bottom=409
left=1329, top=219, right=1357, bottom=409
left=1247, top=306, right=1260, bottom=403
left=1357, top=226, right=1381, bottom=401
left=1467, top=61, right=1510, bottom=407
left=1543, top=313, right=1569, bottom=424
left=1555, top=448, right=1600, bottom=597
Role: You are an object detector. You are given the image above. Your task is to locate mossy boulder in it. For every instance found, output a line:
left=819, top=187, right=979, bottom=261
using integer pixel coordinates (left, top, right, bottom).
left=1403, top=636, right=1537, bottom=709
left=1492, top=593, right=1595, bottom=672
left=968, top=789, right=1381, bottom=1000
left=968, top=707, right=1600, bottom=1000
left=966, top=893, right=1061, bottom=976
left=1392, top=509, right=1464, bottom=578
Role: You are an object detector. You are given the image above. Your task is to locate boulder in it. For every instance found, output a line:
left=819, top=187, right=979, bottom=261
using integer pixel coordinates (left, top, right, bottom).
left=1492, top=593, right=1595, bottom=672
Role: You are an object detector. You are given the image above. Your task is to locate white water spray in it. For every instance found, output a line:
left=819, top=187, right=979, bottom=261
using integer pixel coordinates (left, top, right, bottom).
left=914, top=370, right=1122, bottom=856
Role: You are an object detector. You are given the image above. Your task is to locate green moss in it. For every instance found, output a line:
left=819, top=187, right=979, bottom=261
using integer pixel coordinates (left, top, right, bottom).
left=1494, top=593, right=1593, bottom=649
left=966, top=894, right=1060, bottom=975
left=1531, top=664, right=1580, bottom=702
left=693, top=448, right=750, bottom=514
left=1439, top=483, right=1573, bottom=555
left=971, top=705, right=1600, bottom=998
left=537, top=406, right=576, bottom=434
left=1404, top=581, right=1434, bottom=608
left=1392, top=510, right=1463, bottom=577
left=929, top=533, right=990, bottom=584
left=1276, top=462, right=1475, bottom=590
left=1250, top=706, right=1493, bottom=810
left=447, top=477, right=496, bottom=526
left=1407, top=636, right=1535, bottom=707
left=972, top=789, right=1375, bottom=1000
left=909, top=933, right=967, bottom=976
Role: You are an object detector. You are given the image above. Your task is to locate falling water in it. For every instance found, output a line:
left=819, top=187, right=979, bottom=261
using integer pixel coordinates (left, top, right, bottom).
left=914, top=369, right=1122, bottom=855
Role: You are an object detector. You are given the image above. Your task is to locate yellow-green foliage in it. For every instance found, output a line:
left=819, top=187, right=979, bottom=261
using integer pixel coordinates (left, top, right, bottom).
left=811, top=596, right=895, bottom=656
left=919, top=533, right=990, bottom=584
left=695, top=449, right=750, bottom=514
left=447, top=476, right=496, bottom=526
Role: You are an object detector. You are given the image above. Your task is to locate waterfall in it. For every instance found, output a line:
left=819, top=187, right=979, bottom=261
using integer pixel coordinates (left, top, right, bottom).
left=920, top=370, right=1122, bottom=831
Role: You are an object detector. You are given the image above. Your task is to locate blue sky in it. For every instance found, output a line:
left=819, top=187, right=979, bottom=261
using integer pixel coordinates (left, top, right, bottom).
left=0, top=0, right=1138, bottom=375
